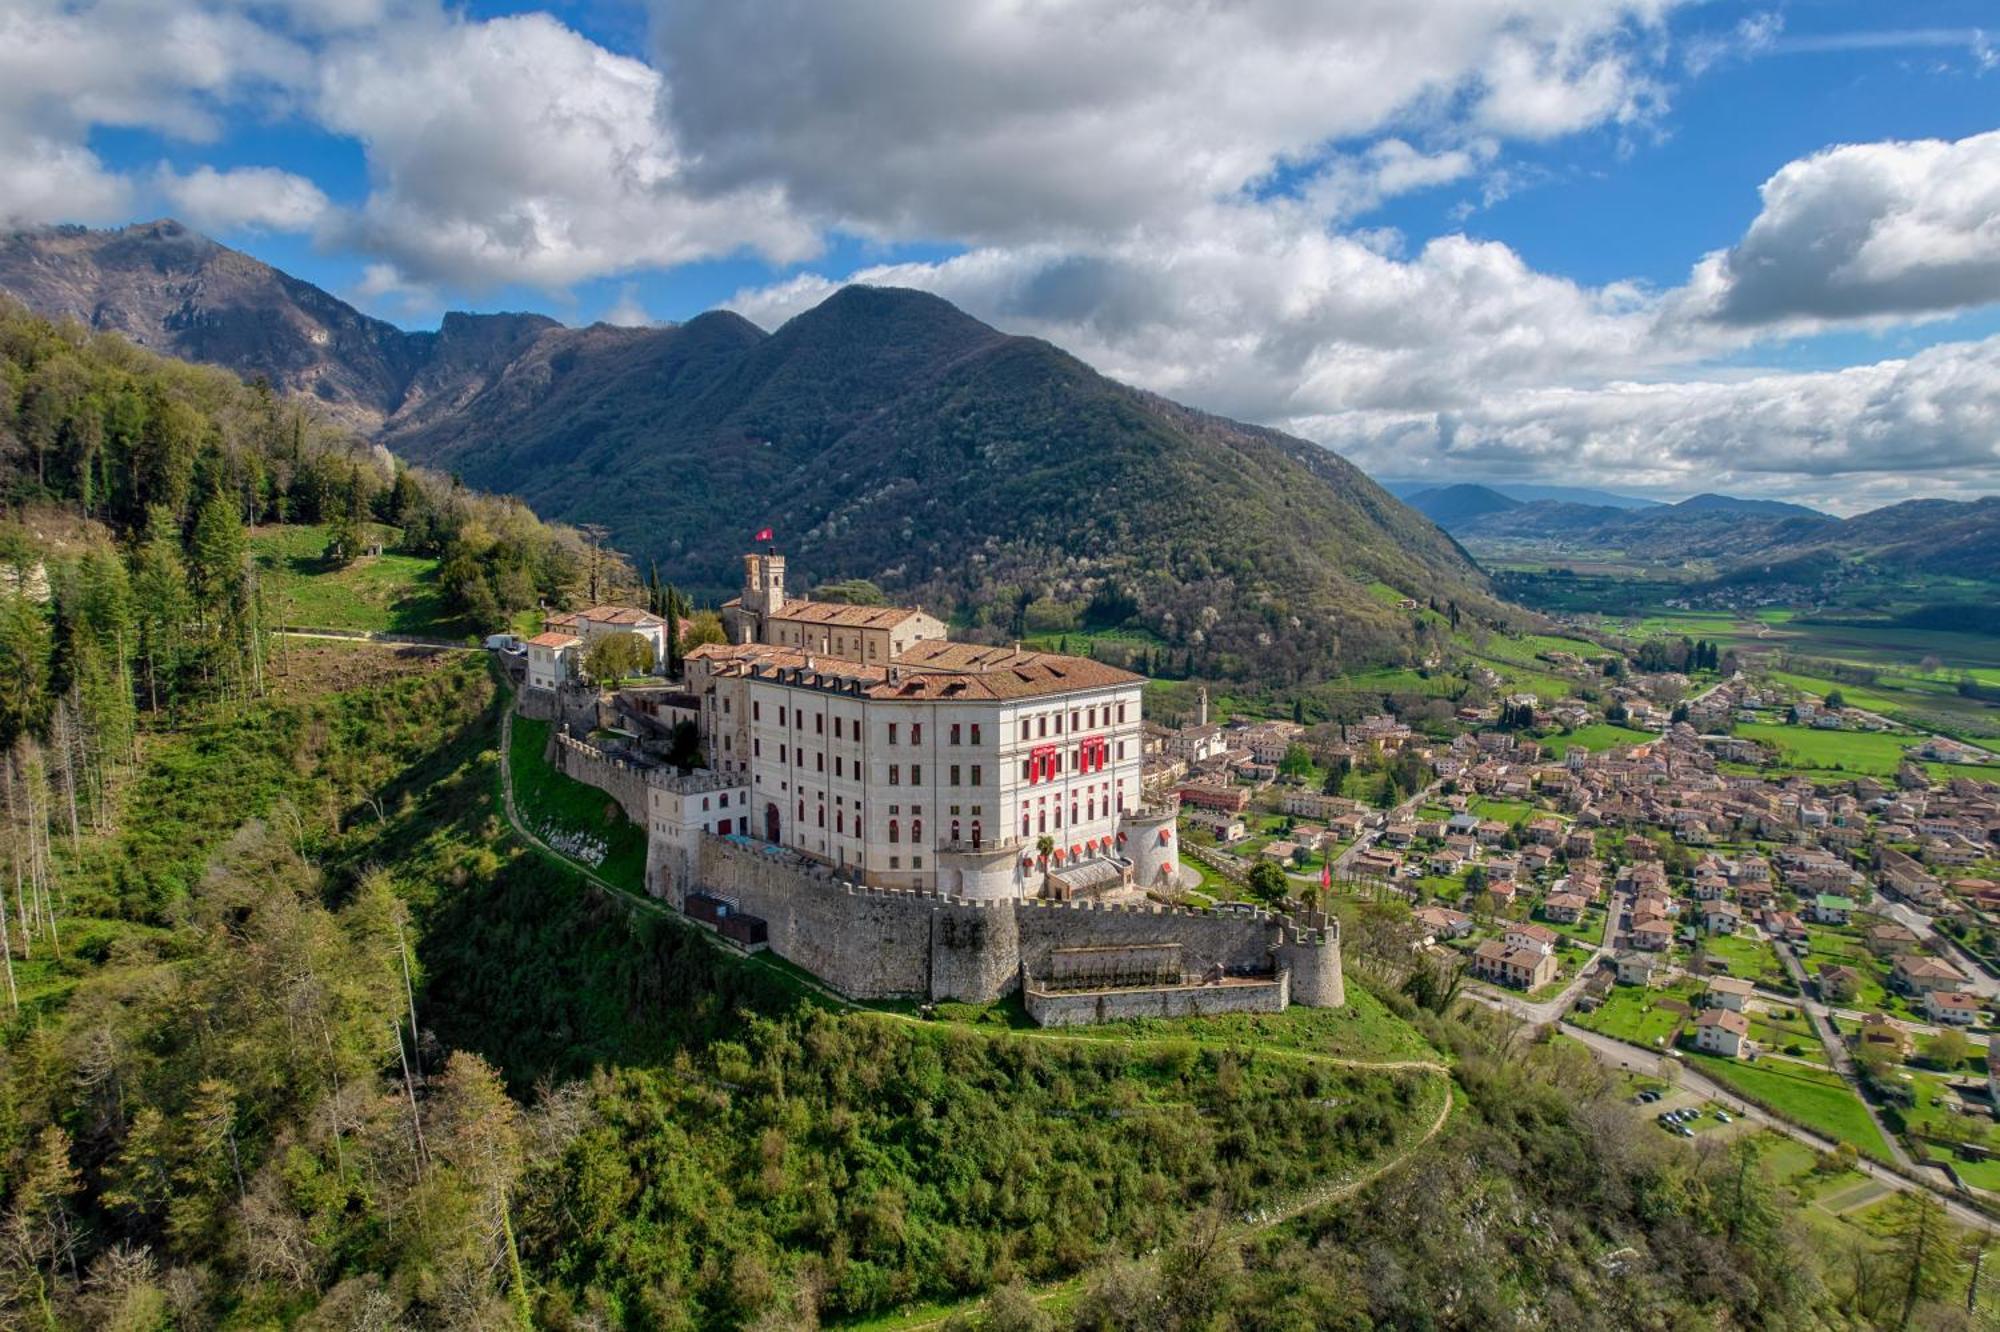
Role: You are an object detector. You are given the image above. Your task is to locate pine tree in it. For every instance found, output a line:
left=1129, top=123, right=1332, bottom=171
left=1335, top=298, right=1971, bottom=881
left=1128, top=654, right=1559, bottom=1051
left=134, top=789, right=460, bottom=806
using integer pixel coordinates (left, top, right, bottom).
left=131, top=506, right=193, bottom=713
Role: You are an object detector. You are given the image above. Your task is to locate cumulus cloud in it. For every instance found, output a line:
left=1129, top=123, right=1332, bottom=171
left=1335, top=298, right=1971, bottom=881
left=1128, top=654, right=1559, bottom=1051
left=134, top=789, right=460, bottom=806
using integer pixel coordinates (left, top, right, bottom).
left=727, top=201, right=1713, bottom=423
left=314, top=11, right=820, bottom=291
left=0, top=0, right=309, bottom=224
left=654, top=0, right=1679, bottom=242
left=156, top=163, right=327, bottom=232
left=1695, top=129, right=2000, bottom=326
left=1300, top=335, right=2000, bottom=502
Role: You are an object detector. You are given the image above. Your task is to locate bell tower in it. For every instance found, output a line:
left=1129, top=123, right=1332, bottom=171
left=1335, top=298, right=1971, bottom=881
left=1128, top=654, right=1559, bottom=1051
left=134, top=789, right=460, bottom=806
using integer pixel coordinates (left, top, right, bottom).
left=741, top=551, right=788, bottom=619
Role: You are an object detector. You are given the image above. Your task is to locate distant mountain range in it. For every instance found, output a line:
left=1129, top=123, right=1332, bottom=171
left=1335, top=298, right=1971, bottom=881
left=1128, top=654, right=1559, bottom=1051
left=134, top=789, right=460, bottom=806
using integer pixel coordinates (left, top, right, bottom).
left=0, top=221, right=1507, bottom=678
left=1384, top=480, right=1657, bottom=510
left=1424, top=486, right=1999, bottom=582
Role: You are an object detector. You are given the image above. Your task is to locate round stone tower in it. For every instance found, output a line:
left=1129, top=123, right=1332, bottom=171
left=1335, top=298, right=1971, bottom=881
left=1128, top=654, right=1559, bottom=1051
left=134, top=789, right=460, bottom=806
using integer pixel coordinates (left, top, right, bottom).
left=1122, top=802, right=1180, bottom=890
left=1275, top=926, right=1346, bottom=1008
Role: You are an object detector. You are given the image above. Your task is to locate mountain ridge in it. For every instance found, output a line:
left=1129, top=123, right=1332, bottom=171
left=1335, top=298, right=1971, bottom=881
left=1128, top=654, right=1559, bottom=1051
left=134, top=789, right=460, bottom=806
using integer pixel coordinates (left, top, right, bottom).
left=0, top=221, right=1506, bottom=680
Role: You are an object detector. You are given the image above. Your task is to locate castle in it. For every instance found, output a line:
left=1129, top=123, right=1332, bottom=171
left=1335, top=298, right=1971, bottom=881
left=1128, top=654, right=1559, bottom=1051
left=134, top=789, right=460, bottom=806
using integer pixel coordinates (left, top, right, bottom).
left=528, top=548, right=1343, bottom=1025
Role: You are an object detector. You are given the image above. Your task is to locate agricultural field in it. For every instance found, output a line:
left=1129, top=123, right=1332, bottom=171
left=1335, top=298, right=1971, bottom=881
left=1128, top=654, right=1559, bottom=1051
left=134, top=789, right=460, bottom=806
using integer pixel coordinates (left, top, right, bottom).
left=1731, top=720, right=1923, bottom=778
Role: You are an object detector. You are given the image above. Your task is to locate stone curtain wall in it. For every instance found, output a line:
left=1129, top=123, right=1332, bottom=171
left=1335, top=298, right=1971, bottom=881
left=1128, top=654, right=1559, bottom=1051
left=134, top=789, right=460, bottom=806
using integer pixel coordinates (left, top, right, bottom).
left=694, top=837, right=1344, bottom=1012
left=548, top=730, right=653, bottom=825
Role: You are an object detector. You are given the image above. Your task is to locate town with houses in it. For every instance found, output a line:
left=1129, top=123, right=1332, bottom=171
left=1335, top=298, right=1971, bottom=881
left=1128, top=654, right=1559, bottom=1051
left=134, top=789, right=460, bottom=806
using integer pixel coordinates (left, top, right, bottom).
left=504, top=554, right=2000, bottom=1200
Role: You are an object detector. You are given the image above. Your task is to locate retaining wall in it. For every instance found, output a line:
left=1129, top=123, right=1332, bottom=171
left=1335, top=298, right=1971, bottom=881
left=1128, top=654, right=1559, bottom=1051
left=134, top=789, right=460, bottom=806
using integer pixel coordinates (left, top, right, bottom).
left=1024, top=973, right=1289, bottom=1027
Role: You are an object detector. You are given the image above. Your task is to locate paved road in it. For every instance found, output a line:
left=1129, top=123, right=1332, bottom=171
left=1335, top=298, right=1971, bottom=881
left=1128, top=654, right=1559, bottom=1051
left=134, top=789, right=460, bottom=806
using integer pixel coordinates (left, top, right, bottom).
left=1556, top=1021, right=1996, bottom=1232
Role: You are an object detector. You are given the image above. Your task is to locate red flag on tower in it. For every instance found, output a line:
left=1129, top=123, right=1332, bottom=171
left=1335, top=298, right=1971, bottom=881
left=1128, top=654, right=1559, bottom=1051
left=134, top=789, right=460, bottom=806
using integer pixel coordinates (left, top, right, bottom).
left=755, top=526, right=773, bottom=542
left=1321, top=859, right=1332, bottom=892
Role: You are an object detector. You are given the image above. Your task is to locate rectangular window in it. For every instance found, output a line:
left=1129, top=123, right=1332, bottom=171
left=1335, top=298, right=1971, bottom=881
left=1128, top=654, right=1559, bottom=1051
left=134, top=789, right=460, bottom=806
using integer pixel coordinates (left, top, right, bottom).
left=1022, top=758, right=1033, bottom=782
left=889, top=723, right=899, bottom=745
left=753, top=701, right=761, bottom=721
left=950, top=764, right=961, bottom=786
left=971, top=765, right=982, bottom=786
left=950, top=723, right=961, bottom=745
left=1021, top=719, right=1031, bottom=741
left=1071, top=711, right=1080, bottom=731
left=779, top=706, right=787, bottom=727
left=912, top=765, right=922, bottom=785
left=779, top=745, right=787, bottom=763
left=1038, top=716, right=1047, bottom=738
left=835, top=756, right=843, bottom=777
left=816, top=713, right=824, bottom=734
left=834, top=716, right=843, bottom=739
left=1117, top=703, right=1127, bottom=723
left=816, top=752, right=824, bottom=772
left=971, top=723, right=982, bottom=745
left=889, top=764, right=901, bottom=786
left=912, top=723, right=922, bottom=744
left=754, top=738, right=761, bottom=757
left=1118, top=741, right=1126, bottom=759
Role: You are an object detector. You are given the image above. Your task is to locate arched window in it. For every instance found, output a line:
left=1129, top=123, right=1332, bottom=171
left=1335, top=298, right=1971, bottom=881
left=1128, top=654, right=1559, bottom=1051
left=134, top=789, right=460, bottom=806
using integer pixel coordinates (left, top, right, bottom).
left=951, top=820, right=961, bottom=844
left=972, top=820, right=982, bottom=849
left=912, top=818, right=923, bottom=844
left=889, top=818, right=900, bottom=843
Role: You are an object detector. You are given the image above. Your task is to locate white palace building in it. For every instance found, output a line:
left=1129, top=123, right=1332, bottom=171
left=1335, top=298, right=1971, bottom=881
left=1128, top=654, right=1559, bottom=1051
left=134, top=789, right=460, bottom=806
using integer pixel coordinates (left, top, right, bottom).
left=672, top=549, right=1177, bottom=900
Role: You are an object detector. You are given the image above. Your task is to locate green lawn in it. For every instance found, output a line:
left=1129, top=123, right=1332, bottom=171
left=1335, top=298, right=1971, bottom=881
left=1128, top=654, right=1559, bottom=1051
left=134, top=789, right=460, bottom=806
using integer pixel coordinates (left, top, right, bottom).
left=1699, top=932, right=1789, bottom=989
left=252, top=522, right=463, bottom=636
left=1684, top=1051, right=1895, bottom=1164
left=1468, top=796, right=1535, bottom=825
left=1573, top=983, right=1695, bottom=1049
left=1553, top=723, right=1656, bottom=753
left=508, top=714, right=649, bottom=894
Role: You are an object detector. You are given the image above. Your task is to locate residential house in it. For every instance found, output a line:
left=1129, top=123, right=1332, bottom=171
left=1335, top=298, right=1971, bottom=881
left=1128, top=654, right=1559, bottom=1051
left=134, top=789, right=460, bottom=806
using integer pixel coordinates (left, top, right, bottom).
left=1543, top=892, right=1588, bottom=925
left=1616, top=952, right=1659, bottom=985
left=1702, top=901, right=1743, bottom=935
left=1414, top=905, right=1474, bottom=940
left=1693, top=1008, right=1751, bottom=1057
left=1810, top=894, right=1855, bottom=925
left=1706, top=976, right=1754, bottom=1012
left=1471, top=938, right=1560, bottom=991
left=1893, top=954, right=1967, bottom=996
left=1632, top=919, right=1674, bottom=952
left=1925, top=990, right=1981, bottom=1027
left=1505, top=922, right=1561, bottom=957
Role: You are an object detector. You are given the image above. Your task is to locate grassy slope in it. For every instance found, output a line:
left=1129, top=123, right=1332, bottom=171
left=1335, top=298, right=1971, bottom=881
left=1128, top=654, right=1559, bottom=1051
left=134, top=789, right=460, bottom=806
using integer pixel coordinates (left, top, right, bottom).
left=251, top=521, right=461, bottom=636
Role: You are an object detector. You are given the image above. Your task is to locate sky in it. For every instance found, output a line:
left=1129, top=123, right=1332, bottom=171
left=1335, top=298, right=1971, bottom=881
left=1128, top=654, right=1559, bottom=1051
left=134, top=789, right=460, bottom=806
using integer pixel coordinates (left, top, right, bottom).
left=3, top=0, right=1999, bottom=512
